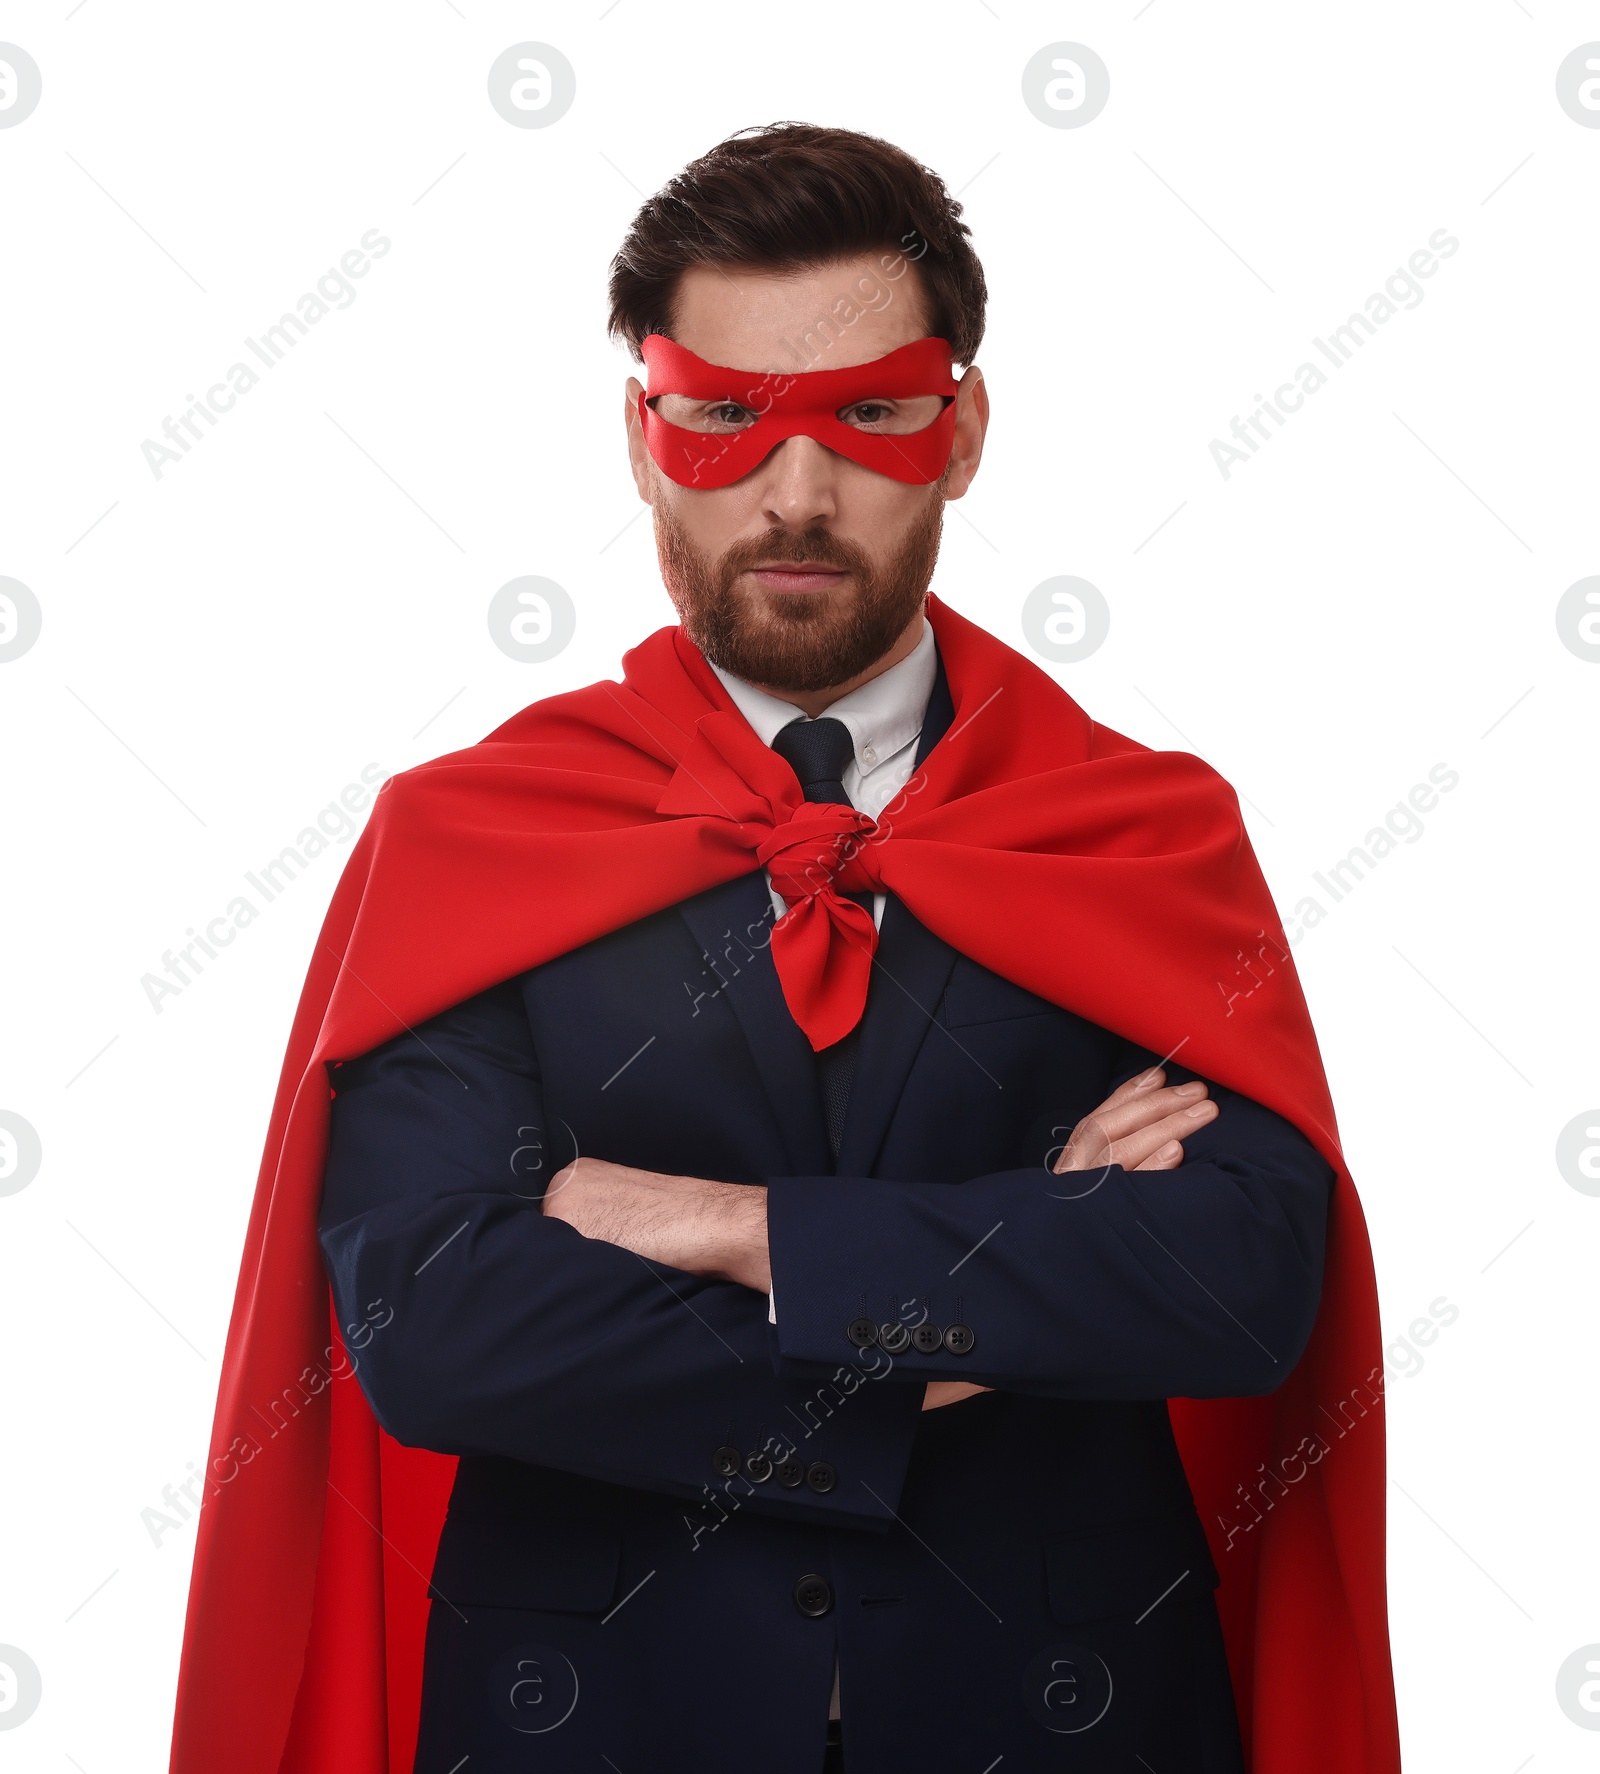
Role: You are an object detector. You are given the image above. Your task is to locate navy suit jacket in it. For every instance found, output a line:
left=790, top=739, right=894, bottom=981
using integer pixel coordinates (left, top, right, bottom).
left=317, top=667, right=1332, bottom=1773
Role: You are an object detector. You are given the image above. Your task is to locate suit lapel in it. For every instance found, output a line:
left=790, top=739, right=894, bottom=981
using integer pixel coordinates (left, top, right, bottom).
left=678, top=872, right=832, bottom=1175
left=834, top=899, right=959, bottom=1175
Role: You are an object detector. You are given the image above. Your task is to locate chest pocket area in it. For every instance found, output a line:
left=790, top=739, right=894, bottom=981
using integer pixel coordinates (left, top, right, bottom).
left=942, top=966, right=1061, bottom=1028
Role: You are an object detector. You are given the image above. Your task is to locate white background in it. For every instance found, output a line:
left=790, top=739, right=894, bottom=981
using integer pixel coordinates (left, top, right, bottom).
left=1, top=3, right=1597, bottom=1768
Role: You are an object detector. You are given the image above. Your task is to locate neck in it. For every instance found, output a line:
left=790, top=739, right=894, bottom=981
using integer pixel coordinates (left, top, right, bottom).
left=747, top=604, right=926, bottom=719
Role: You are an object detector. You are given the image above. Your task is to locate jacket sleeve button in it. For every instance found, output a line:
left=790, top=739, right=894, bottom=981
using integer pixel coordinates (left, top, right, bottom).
left=713, top=1444, right=742, bottom=1477
left=912, top=1322, right=944, bottom=1353
left=943, top=1322, right=976, bottom=1356
left=776, top=1454, right=806, bottom=1488
left=805, top=1461, right=837, bottom=1494
left=743, top=1449, right=774, bottom=1483
left=878, top=1321, right=911, bottom=1354
left=847, top=1316, right=879, bottom=1348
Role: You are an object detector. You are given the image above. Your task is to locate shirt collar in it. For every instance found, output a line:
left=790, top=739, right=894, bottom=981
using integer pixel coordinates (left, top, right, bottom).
left=710, top=617, right=937, bottom=770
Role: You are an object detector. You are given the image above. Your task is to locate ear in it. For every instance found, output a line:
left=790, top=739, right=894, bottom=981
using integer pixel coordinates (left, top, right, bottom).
left=624, top=376, right=654, bottom=503
left=942, top=366, right=989, bottom=500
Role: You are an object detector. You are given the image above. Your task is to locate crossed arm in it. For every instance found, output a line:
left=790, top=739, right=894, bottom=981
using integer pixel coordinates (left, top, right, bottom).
left=319, top=978, right=1331, bottom=1526
left=541, top=1067, right=1222, bottom=1410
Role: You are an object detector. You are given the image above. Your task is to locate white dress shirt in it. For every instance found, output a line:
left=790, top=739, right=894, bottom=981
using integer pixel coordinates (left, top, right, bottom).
left=712, top=617, right=938, bottom=1733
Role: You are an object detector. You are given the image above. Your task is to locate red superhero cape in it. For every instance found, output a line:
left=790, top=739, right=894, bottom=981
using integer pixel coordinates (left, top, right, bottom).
left=168, top=597, right=1399, bottom=1773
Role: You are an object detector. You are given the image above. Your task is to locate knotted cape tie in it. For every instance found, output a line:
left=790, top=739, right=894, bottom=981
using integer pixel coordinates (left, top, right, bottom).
left=652, top=704, right=887, bottom=1052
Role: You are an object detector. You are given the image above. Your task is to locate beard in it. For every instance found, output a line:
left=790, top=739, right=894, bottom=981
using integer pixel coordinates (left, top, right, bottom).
left=654, top=495, right=945, bottom=694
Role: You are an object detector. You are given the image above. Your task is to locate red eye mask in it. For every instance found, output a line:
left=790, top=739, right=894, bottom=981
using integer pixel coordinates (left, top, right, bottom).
left=639, top=333, right=959, bottom=489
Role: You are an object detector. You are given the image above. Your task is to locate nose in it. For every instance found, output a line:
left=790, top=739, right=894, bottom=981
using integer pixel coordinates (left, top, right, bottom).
left=756, top=435, right=840, bottom=531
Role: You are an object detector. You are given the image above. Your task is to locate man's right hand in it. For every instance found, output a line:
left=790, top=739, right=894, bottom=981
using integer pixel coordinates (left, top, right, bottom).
left=1053, top=1066, right=1218, bottom=1175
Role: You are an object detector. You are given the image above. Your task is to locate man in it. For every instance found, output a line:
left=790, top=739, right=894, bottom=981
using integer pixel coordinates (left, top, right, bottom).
left=169, top=126, right=1398, bottom=1774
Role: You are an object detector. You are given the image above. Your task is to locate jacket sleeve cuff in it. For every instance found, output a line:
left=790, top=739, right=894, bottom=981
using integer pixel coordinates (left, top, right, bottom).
left=708, top=1342, right=925, bottom=1534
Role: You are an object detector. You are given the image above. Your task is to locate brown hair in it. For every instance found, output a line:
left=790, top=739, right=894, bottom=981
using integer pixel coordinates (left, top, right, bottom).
left=607, top=122, right=988, bottom=366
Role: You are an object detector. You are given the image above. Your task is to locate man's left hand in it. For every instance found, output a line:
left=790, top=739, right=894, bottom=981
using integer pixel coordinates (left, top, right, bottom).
left=542, top=1157, right=771, bottom=1293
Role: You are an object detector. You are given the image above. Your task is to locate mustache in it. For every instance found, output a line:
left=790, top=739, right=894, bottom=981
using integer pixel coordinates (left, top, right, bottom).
left=720, top=529, right=872, bottom=578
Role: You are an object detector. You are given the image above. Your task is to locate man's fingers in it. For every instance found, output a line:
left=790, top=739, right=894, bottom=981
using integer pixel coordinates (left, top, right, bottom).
left=1097, top=1067, right=1166, bottom=1109
left=1090, top=1083, right=1208, bottom=1137
left=1090, top=1081, right=1208, bottom=1142
left=1053, top=1093, right=1219, bottom=1174
left=1132, top=1139, right=1185, bottom=1172
left=1109, top=1102, right=1217, bottom=1171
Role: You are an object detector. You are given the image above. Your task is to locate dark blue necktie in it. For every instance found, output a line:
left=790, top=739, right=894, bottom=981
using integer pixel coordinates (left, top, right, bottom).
left=771, top=715, right=855, bottom=805
left=772, top=717, right=864, bottom=1160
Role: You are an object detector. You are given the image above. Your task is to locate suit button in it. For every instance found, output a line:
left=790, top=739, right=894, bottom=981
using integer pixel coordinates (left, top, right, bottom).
left=794, top=1573, right=834, bottom=1617
left=713, top=1444, right=741, bottom=1477
left=744, top=1450, right=773, bottom=1483
left=847, top=1316, right=879, bottom=1348
left=912, top=1322, right=943, bottom=1353
left=943, top=1322, right=976, bottom=1356
left=776, top=1454, right=806, bottom=1488
left=806, top=1461, right=837, bottom=1495
left=879, top=1321, right=911, bottom=1354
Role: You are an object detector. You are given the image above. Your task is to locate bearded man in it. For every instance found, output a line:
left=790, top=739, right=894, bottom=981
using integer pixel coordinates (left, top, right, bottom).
left=169, top=125, right=1399, bottom=1774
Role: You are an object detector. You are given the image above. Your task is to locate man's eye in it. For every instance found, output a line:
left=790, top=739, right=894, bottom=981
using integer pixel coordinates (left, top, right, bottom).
left=838, top=394, right=947, bottom=436
left=650, top=394, right=760, bottom=434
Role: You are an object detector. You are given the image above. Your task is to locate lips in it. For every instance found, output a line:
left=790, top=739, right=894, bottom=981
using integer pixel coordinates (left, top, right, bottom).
left=747, top=565, right=848, bottom=592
